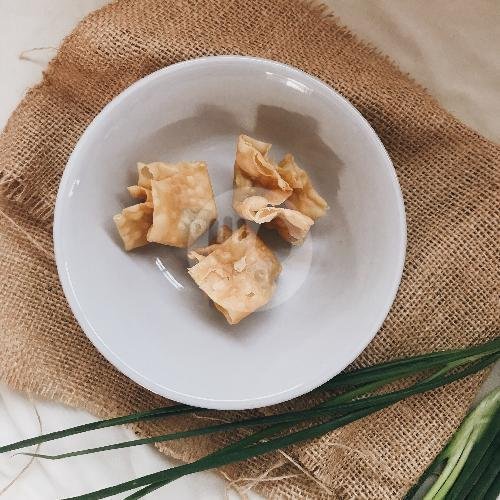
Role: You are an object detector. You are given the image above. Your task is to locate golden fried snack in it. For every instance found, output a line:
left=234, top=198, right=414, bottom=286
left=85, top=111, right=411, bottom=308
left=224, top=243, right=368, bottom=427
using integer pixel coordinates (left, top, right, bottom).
left=127, top=185, right=152, bottom=203
left=146, top=161, right=217, bottom=248
left=233, top=135, right=292, bottom=206
left=188, top=225, right=281, bottom=325
left=189, top=225, right=233, bottom=259
left=136, top=161, right=195, bottom=189
left=232, top=135, right=326, bottom=245
left=277, top=154, right=328, bottom=220
left=114, top=161, right=217, bottom=250
left=235, top=195, right=314, bottom=246
left=113, top=202, right=153, bottom=251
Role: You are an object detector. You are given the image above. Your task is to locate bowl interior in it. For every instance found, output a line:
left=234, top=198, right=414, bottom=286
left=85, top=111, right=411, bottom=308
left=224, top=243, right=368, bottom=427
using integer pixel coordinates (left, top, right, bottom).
left=55, top=57, right=405, bottom=409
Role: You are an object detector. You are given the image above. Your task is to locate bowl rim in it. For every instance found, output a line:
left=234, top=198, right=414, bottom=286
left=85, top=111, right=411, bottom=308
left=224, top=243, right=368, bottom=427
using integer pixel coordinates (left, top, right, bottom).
left=53, top=55, right=407, bottom=409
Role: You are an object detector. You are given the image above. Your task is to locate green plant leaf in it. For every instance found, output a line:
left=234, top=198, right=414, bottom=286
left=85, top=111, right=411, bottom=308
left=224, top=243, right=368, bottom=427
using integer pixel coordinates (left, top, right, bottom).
left=63, top=350, right=498, bottom=500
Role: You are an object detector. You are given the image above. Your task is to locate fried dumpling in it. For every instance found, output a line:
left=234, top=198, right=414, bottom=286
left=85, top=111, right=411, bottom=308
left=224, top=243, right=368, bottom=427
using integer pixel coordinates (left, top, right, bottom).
left=188, top=225, right=281, bottom=325
left=146, top=161, right=217, bottom=248
left=114, top=161, right=217, bottom=250
left=277, top=154, right=328, bottom=220
left=113, top=202, right=153, bottom=251
left=234, top=195, right=314, bottom=246
left=136, top=161, right=196, bottom=189
left=127, top=185, right=152, bottom=203
left=233, top=135, right=292, bottom=206
left=232, top=135, right=326, bottom=245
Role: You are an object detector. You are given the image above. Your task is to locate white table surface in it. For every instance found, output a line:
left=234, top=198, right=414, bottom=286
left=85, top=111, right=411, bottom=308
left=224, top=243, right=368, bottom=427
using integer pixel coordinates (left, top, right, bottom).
left=0, top=1, right=498, bottom=499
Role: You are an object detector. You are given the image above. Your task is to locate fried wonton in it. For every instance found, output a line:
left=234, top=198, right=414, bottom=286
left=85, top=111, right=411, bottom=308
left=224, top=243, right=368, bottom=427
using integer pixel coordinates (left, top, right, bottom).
left=127, top=185, right=152, bottom=203
left=234, top=195, right=314, bottom=246
left=114, top=161, right=216, bottom=251
left=188, top=225, right=281, bottom=325
left=233, top=135, right=292, bottom=206
left=136, top=161, right=195, bottom=189
left=189, top=225, right=233, bottom=260
left=232, top=135, right=327, bottom=245
left=146, top=161, right=217, bottom=248
left=262, top=208, right=315, bottom=246
left=113, top=202, right=153, bottom=251
left=277, top=154, right=328, bottom=220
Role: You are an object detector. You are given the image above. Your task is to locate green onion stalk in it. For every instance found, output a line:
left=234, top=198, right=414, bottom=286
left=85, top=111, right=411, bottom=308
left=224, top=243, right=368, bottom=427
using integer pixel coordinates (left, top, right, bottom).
left=0, top=336, right=498, bottom=500
left=405, top=386, right=499, bottom=500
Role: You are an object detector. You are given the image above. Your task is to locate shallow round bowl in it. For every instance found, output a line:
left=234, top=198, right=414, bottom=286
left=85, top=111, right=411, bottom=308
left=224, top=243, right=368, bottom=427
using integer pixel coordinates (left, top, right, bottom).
left=54, top=56, right=406, bottom=410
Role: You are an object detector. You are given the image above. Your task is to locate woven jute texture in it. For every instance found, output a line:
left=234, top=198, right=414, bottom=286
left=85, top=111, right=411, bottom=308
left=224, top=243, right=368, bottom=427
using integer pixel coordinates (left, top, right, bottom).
left=0, top=0, right=498, bottom=498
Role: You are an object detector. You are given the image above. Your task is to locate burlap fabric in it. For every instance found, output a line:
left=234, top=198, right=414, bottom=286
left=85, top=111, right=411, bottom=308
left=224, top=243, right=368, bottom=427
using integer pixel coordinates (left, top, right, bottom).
left=0, top=0, right=498, bottom=498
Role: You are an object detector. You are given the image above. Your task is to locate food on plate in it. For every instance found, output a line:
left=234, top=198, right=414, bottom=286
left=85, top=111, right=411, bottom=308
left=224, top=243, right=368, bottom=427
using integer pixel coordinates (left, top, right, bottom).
left=127, top=185, right=152, bottom=203
left=276, top=153, right=329, bottom=220
left=114, top=161, right=217, bottom=250
left=232, top=135, right=328, bottom=245
left=188, top=225, right=282, bottom=325
left=145, top=161, right=217, bottom=247
left=113, top=202, right=153, bottom=251
left=114, top=138, right=327, bottom=326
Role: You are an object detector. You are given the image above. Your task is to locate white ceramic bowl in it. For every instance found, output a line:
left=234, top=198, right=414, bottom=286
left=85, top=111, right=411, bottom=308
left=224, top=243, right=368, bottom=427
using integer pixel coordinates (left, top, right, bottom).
left=54, top=56, right=406, bottom=410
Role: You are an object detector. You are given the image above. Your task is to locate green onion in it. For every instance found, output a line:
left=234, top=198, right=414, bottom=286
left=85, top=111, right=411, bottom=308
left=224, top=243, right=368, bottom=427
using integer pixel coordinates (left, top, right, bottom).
left=0, top=404, right=199, bottom=454
left=483, top=472, right=500, bottom=500
left=3, top=337, right=498, bottom=458
left=19, top=351, right=497, bottom=462
left=65, top=345, right=498, bottom=499
left=321, top=339, right=500, bottom=390
left=405, top=386, right=500, bottom=500
left=68, top=402, right=409, bottom=500
left=446, top=410, right=499, bottom=499
left=0, top=336, right=497, bottom=500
